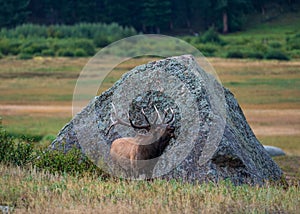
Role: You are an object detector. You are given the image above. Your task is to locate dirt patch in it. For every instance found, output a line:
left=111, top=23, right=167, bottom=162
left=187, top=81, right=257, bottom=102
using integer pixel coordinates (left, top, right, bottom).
left=0, top=105, right=72, bottom=117
left=0, top=72, right=79, bottom=79
left=244, top=109, right=300, bottom=136
left=1, top=105, right=299, bottom=136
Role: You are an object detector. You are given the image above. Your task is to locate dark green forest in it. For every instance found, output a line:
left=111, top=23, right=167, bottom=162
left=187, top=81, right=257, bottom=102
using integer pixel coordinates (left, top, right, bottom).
left=0, top=0, right=299, bottom=34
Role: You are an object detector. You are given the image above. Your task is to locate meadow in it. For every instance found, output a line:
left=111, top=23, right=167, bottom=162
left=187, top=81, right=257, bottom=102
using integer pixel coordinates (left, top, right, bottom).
left=0, top=55, right=299, bottom=212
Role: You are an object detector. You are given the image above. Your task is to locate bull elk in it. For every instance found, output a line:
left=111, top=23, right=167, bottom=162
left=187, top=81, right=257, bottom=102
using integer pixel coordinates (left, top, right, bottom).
left=106, top=103, right=175, bottom=178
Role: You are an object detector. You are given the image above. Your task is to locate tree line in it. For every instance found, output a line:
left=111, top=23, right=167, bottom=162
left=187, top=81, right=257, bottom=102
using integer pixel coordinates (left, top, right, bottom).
left=0, top=0, right=297, bottom=34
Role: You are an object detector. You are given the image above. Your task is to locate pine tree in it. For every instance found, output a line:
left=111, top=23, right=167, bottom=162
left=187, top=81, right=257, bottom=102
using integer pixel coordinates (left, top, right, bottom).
left=0, top=0, right=30, bottom=28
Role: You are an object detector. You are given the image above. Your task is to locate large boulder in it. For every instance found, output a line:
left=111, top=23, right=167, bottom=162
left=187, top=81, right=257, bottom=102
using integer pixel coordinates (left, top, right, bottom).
left=51, top=55, right=283, bottom=184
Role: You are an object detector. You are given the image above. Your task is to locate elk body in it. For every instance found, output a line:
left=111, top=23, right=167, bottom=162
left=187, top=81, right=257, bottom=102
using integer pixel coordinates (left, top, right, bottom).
left=106, top=103, right=175, bottom=177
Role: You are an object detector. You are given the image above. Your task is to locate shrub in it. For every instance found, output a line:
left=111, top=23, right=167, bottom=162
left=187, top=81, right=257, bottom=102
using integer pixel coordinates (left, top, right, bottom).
left=0, top=38, right=22, bottom=55
left=286, top=34, right=300, bottom=50
left=0, top=126, right=14, bottom=164
left=41, top=49, right=55, bottom=56
left=0, top=39, right=11, bottom=55
left=265, top=50, right=290, bottom=60
left=18, top=53, right=33, bottom=60
left=194, top=43, right=218, bottom=57
left=230, top=37, right=251, bottom=45
left=289, top=49, right=300, bottom=58
left=74, top=49, right=87, bottom=57
left=21, top=43, right=49, bottom=55
left=7, top=133, right=43, bottom=142
left=269, top=41, right=282, bottom=49
left=0, top=125, right=105, bottom=177
left=93, top=33, right=113, bottom=47
left=57, top=49, right=75, bottom=57
left=0, top=23, right=136, bottom=56
left=200, top=27, right=225, bottom=45
left=0, top=52, right=3, bottom=59
left=0, top=127, right=34, bottom=166
left=225, top=50, right=244, bottom=58
left=72, top=39, right=95, bottom=55
left=250, top=42, right=269, bottom=53
left=34, top=147, right=102, bottom=175
left=244, top=51, right=264, bottom=59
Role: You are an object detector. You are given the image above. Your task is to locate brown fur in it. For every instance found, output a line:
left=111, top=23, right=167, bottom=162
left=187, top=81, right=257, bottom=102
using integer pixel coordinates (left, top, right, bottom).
left=107, top=104, right=175, bottom=177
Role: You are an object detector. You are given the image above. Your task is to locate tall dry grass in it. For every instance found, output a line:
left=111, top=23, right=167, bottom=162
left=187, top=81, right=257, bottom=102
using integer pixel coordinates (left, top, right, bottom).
left=0, top=164, right=299, bottom=213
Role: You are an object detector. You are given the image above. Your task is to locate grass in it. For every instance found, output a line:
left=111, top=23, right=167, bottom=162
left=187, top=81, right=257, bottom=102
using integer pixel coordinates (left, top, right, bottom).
left=210, top=58, right=300, bottom=109
left=260, top=136, right=300, bottom=156
left=0, top=56, right=299, bottom=213
left=2, top=115, right=71, bottom=137
left=274, top=156, right=300, bottom=184
left=0, top=57, right=300, bottom=137
left=0, top=164, right=299, bottom=213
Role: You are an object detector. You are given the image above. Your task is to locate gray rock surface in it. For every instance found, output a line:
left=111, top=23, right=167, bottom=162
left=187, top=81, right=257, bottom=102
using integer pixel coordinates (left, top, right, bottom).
left=51, top=55, right=283, bottom=184
left=264, top=145, right=286, bottom=157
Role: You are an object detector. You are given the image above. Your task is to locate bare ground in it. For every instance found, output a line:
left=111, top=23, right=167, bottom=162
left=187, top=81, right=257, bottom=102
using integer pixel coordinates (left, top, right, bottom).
left=0, top=104, right=299, bottom=136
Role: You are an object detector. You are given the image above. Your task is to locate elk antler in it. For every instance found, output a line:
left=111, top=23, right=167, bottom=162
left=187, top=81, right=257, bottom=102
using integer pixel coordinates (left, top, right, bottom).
left=106, top=103, right=175, bottom=135
left=106, top=103, right=152, bottom=135
left=129, top=108, right=151, bottom=131
left=162, top=108, right=175, bottom=124
left=106, top=103, right=132, bottom=135
left=153, top=105, right=163, bottom=124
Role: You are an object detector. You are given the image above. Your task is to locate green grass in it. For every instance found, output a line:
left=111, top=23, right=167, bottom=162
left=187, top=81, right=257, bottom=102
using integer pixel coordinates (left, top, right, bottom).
left=224, top=77, right=300, bottom=105
left=259, top=136, right=300, bottom=156
left=2, top=115, right=71, bottom=137
left=226, top=78, right=300, bottom=90
left=274, top=156, right=300, bottom=183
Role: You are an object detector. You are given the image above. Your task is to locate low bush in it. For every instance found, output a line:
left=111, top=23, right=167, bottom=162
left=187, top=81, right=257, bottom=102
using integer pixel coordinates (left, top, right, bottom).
left=57, top=49, right=75, bottom=57
left=200, top=27, right=226, bottom=45
left=194, top=43, right=218, bottom=57
left=1, top=38, right=96, bottom=57
left=34, top=147, right=101, bottom=175
left=0, top=23, right=135, bottom=57
left=0, top=128, right=34, bottom=166
left=225, top=50, right=245, bottom=58
left=21, top=42, right=49, bottom=55
left=74, top=49, right=87, bottom=57
left=17, top=53, right=33, bottom=60
left=0, top=126, right=105, bottom=176
left=286, top=34, right=300, bottom=50
left=269, top=41, right=282, bottom=49
left=72, top=39, right=95, bottom=55
left=251, top=42, right=269, bottom=53
left=93, top=33, right=113, bottom=47
left=41, top=49, right=55, bottom=56
left=265, top=50, right=290, bottom=60
left=244, top=51, right=264, bottom=59
left=0, top=38, right=21, bottom=55
left=289, top=49, right=300, bottom=58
